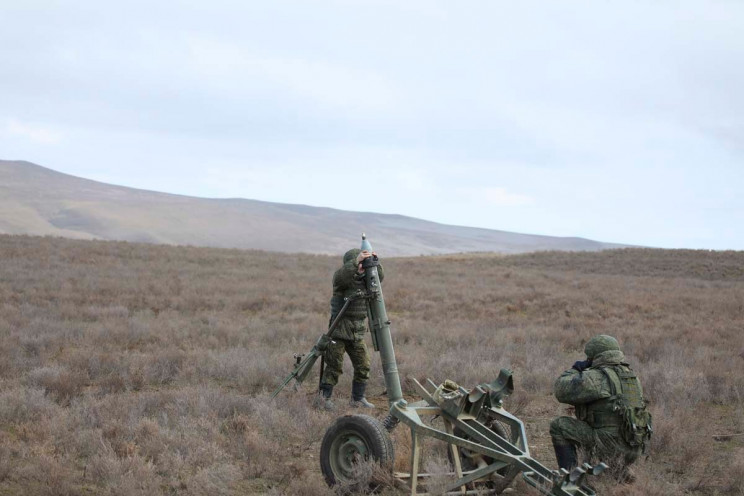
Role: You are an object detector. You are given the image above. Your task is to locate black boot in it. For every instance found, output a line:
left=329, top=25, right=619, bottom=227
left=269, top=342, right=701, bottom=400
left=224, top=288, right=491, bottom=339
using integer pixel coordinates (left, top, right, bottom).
left=350, top=381, right=375, bottom=408
left=318, top=384, right=334, bottom=411
left=552, top=442, right=577, bottom=470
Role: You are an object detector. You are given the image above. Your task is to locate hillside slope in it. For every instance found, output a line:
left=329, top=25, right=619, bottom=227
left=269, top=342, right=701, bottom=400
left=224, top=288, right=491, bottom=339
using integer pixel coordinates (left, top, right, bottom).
left=0, top=160, right=625, bottom=255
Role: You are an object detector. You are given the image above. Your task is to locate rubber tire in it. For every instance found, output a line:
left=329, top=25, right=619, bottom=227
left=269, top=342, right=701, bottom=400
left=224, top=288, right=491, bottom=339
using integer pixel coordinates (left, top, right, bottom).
left=447, top=418, right=520, bottom=494
left=320, top=414, right=394, bottom=487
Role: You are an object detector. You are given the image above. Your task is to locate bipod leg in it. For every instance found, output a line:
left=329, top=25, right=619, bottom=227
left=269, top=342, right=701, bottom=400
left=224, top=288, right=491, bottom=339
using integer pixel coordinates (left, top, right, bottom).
left=444, top=419, right=466, bottom=494
left=410, top=427, right=421, bottom=495
left=271, top=372, right=296, bottom=399
left=318, top=356, right=325, bottom=392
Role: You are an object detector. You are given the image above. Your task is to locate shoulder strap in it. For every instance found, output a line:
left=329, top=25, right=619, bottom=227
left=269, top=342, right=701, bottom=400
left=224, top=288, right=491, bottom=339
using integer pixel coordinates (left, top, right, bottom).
left=597, top=366, right=623, bottom=397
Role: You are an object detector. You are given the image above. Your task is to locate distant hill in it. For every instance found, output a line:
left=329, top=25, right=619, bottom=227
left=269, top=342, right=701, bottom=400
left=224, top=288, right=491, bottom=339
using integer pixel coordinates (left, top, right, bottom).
left=0, top=160, right=627, bottom=256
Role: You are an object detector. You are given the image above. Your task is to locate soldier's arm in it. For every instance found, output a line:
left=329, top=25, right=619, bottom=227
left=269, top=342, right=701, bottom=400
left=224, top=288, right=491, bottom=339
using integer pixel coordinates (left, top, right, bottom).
left=377, top=263, right=384, bottom=283
left=554, top=369, right=611, bottom=405
left=332, top=261, right=360, bottom=293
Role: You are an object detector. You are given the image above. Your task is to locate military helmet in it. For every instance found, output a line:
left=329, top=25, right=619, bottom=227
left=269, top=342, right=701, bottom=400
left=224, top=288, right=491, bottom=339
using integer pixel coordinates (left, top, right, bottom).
left=343, top=248, right=361, bottom=264
left=584, top=335, right=620, bottom=359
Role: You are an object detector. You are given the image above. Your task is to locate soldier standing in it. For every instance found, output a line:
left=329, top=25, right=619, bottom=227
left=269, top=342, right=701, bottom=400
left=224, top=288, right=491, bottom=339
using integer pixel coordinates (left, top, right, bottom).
left=318, top=248, right=382, bottom=410
left=550, top=335, right=652, bottom=480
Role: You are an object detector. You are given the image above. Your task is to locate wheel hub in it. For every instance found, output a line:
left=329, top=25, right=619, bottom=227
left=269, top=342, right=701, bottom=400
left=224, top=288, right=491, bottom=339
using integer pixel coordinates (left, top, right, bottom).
left=332, top=433, right=369, bottom=478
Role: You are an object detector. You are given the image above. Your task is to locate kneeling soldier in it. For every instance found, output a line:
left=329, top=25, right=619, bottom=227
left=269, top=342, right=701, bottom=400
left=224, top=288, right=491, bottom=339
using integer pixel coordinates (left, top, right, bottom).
left=551, top=335, right=652, bottom=480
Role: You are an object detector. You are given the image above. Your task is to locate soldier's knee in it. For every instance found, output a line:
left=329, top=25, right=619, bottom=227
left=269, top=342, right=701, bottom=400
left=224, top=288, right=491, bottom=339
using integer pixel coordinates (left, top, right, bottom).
left=323, top=356, right=343, bottom=384
left=549, top=416, right=574, bottom=442
left=324, top=345, right=345, bottom=367
left=324, top=359, right=343, bottom=376
left=353, top=366, right=370, bottom=382
left=349, top=343, right=370, bottom=367
left=549, top=417, right=566, bottom=436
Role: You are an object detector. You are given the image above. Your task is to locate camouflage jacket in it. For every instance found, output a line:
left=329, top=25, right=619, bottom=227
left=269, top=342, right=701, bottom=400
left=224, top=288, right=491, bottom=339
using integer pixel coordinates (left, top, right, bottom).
left=328, top=257, right=384, bottom=341
left=554, top=350, right=641, bottom=432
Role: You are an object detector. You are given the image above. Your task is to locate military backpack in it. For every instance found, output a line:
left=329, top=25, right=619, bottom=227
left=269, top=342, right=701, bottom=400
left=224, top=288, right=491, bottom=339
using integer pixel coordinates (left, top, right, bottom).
left=599, top=365, right=653, bottom=453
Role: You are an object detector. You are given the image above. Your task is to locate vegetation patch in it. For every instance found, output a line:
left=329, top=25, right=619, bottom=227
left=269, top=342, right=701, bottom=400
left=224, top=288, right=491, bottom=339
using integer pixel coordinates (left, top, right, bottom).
left=0, top=234, right=742, bottom=495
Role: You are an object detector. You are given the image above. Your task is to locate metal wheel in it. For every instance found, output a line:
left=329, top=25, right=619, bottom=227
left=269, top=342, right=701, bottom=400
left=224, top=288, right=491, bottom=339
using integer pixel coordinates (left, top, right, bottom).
left=320, top=414, right=394, bottom=487
left=448, top=416, right=520, bottom=494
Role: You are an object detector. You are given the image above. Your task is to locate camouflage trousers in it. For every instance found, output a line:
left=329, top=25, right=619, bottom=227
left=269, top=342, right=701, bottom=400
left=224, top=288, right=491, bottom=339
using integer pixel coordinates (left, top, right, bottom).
left=550, top=416, right=640, bottom=466
left=321, top=337, right=370, bottom=386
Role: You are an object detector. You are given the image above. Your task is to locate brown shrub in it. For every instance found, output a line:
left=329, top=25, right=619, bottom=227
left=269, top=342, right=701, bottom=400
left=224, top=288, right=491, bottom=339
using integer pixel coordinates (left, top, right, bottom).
left=27, top=366, right=87, bottom=405
left=188, top=463, right=242, bottom=496
left=0, top=446, right=11, bottom=482
left=0, top=387, right=59, bottom=423
left=727, top=451, right=744, bottom=495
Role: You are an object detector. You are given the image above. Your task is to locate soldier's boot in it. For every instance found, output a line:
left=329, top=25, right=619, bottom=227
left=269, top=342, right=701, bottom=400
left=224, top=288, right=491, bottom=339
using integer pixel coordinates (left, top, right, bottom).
left=552, top=441, right=577, bottom=471
left=350, top=381, right=375, bottom=408
left=318, top=384, right=335, bottom=411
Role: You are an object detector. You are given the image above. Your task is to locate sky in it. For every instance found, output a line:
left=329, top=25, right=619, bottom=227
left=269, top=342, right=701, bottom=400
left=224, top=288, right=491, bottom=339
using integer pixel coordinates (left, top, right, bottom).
left=1, top=1, right=742, bottom=250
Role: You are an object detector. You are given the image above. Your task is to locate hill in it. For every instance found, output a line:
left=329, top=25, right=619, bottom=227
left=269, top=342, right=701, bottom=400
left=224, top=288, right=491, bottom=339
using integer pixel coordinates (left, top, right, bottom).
left=0, top=159, right=626, bottom=255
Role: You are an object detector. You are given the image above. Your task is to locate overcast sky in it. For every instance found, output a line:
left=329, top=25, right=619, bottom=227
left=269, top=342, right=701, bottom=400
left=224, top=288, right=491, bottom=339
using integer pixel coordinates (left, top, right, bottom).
left=1, top=1, right=742, bottom=250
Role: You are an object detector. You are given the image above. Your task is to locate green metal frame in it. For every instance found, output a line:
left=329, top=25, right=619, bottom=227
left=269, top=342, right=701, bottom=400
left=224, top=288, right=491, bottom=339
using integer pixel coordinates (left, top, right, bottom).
left=386, top=378, right=606, bottom=495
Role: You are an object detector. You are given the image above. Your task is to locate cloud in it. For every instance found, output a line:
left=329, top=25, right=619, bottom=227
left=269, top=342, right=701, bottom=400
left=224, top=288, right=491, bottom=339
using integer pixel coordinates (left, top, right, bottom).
left=5, top=119, right=63, bottom=145
left=456, top=186, right=534, bottom=207
left=184, top=36, right=398, bottom=114
left=391, top=169, right=434, bottom=193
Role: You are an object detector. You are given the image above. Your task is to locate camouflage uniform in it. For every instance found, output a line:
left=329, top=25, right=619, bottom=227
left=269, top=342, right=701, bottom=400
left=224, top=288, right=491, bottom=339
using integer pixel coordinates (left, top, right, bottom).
left=319, top=249, right=384, bottom=405
left=550, top=335, right=651, bottom=472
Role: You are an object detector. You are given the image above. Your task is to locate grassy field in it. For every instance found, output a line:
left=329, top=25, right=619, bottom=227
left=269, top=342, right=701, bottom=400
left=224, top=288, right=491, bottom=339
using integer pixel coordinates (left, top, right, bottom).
left=0, top=234, right=742, bottom=495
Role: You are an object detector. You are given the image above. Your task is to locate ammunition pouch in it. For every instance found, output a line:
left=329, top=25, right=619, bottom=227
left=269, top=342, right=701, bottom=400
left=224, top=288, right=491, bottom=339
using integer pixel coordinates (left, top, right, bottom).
left=589, top=410, right=622, bottom=428
left=620, top=406, right=653, bottom=453
left=329, top=295, right=345, bottom=327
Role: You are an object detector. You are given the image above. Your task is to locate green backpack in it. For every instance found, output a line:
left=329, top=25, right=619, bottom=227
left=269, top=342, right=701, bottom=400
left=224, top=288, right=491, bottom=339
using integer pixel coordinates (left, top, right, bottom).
left=599, top=365, right=653, bottom=453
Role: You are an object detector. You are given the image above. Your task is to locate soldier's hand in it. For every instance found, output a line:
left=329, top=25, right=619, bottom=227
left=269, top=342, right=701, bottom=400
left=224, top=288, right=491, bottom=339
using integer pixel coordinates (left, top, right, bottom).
left=572, top=360, right=592, bottom=372
left=356, top=250, right=372, bottom=273
left=317, top=335, right=332, bottom=352
left=356, top=250, right=371, bottom=264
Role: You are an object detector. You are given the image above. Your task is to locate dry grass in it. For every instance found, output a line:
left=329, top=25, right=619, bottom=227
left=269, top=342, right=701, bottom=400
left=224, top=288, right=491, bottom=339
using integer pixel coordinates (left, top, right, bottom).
left=0, top=234, right=743, bottom=495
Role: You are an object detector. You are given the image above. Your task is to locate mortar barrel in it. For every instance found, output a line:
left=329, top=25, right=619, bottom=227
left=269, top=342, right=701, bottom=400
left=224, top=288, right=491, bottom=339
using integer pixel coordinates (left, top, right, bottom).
left=361, top=235, right=403, bottom=405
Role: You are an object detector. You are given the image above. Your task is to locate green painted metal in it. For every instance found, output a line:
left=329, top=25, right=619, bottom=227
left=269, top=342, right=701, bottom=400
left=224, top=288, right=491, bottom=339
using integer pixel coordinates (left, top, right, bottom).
left=359, top=235, right=404, bottom=407
left=389, top=377, right=606, bottom=495
left=329, top=430, right=370, bottom=480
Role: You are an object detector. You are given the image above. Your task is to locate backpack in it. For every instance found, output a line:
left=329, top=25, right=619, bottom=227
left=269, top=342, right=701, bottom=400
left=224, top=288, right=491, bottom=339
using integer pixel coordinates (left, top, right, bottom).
left=599, top=365, right=653, bottom=453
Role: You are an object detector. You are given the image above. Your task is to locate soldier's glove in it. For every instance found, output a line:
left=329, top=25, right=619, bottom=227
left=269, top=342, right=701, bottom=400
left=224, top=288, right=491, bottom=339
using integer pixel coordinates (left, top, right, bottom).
left=572, top=360, right=592, bottom=372
left=316, top=335, right=333, bottom=352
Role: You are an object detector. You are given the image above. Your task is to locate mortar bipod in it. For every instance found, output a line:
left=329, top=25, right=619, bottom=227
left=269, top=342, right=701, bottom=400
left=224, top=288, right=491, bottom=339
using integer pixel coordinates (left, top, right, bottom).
left=384, top=377, right=606, bottom=495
